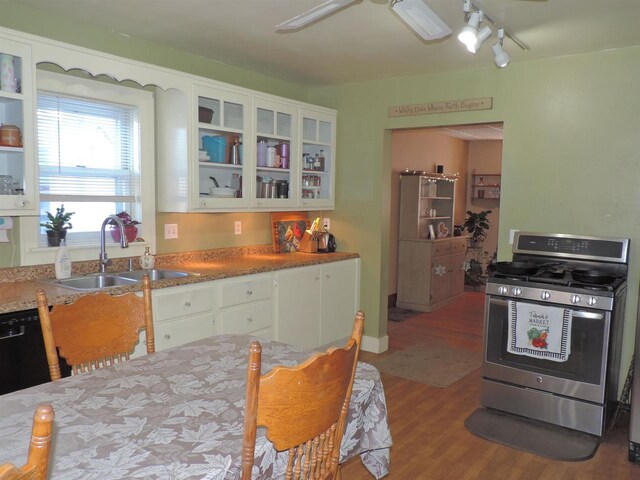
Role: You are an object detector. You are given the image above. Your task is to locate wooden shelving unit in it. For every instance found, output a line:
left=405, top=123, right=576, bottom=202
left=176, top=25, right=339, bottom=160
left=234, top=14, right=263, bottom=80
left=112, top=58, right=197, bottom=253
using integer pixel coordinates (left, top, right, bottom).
left=472, top=173, right=501, bottom=199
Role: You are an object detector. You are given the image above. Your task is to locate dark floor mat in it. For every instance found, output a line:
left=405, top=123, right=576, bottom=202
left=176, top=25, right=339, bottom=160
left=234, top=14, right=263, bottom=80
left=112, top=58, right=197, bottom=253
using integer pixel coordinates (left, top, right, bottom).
left=464, top=407, right=600, bottom=461
left=387, top=307, right=421, bottom=322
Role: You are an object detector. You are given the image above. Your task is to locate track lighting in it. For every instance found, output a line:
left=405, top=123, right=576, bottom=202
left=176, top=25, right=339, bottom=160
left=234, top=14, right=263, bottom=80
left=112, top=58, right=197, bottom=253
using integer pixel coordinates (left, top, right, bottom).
left=457, top=11, right=481, bottom=50
left=492, top=28, right=511, bottom=68
left=468, top=25, right=491, bottom=54
left=457, top=1, right=525, bottom=68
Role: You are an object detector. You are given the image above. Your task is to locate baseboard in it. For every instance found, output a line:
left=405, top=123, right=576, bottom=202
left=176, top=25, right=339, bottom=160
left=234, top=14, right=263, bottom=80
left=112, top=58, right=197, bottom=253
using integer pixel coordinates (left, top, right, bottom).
left=361, top=334, right=389, bottom=354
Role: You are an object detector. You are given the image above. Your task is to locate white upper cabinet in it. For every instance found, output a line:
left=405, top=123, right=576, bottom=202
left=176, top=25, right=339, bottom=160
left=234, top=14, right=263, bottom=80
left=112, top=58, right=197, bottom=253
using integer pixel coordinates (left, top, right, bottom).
left=298, top=108, right=335, bottom=209
left=252, top=96, right=298, bottom=210
left=0, top=38, right=36, bottom=215
left=193, top=84, right=252, bottom=210
left=156, top=80, right=336, bottom=213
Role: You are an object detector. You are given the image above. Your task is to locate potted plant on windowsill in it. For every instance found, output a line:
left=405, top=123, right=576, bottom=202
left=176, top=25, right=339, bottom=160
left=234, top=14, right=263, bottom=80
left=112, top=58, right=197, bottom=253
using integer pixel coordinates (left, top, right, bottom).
left=463, top=210, right=492, bottom=248
left=109, top=211, right=140, bottom=243
left=40, top=204, right=75, bottom=247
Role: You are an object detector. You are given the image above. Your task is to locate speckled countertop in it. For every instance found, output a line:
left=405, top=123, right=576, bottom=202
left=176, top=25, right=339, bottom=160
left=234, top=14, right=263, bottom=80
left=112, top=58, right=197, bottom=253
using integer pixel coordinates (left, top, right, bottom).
left=0, top=245, right=359, bottom=315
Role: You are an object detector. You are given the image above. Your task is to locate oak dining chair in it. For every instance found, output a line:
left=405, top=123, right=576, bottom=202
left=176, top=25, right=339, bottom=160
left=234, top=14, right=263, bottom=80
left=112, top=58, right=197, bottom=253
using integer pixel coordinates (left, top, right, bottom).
left=36, top=274, right=155, bottom=381
left=0, top=404, right=55, bottom=480
left=241, top=310, right=365, bottom=480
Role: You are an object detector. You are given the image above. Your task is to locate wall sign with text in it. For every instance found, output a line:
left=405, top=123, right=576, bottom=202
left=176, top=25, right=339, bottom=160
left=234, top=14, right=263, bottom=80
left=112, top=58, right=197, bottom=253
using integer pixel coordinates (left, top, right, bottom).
left=388, top=97, right=493, bottom=117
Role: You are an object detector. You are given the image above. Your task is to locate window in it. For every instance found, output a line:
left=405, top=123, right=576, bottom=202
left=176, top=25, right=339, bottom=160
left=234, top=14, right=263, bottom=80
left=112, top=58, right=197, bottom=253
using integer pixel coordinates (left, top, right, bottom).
left=20, top=70, right=155, bottom=265
left=37, top=92, right=140, bottom=245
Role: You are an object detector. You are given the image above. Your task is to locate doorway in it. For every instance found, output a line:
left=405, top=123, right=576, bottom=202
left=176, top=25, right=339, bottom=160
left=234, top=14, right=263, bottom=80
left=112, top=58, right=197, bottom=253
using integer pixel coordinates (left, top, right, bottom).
left=388, top=122, right=503, bottom=308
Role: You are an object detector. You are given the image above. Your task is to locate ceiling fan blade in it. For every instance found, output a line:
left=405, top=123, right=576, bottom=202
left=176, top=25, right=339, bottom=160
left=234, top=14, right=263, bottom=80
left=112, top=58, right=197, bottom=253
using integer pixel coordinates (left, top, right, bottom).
left=276, top=0, right=359, bottom=31
left=390, top=0, right=452, bottom=41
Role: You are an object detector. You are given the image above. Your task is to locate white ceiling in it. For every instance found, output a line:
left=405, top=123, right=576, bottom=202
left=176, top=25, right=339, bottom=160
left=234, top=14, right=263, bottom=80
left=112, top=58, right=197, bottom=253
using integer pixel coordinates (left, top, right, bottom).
left=7, top=0, right=640, bottom=86
left=439, top=123, right=503, bottom=140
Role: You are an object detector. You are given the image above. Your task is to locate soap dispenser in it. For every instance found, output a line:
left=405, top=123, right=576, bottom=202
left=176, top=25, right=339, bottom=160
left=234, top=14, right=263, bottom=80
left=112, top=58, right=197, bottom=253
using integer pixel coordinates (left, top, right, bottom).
left=140, top=247, right=155, bottom=270
left=54, top=239, right=72, bottom=279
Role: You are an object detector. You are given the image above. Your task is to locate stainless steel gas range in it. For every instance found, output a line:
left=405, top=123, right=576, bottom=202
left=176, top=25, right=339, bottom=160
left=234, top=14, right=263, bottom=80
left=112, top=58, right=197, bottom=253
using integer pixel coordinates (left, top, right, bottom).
left=482, top=232, right=629, bottom=436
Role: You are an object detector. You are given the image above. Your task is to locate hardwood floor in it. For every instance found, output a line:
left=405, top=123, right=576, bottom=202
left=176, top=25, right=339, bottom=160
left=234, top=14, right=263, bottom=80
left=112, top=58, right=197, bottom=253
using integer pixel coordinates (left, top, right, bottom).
left=342, top=292, right=639, bottom=479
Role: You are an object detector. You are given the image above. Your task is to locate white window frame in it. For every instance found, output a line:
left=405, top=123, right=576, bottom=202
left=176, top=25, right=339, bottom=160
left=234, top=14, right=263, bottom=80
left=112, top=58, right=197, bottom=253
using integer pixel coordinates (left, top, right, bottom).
left=20, top=70, right=156, bottom=266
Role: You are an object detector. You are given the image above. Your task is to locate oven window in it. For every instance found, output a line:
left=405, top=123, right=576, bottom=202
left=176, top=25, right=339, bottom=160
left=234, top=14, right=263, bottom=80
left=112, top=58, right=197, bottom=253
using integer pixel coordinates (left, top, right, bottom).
left=485, top=300, right=605, bottom=385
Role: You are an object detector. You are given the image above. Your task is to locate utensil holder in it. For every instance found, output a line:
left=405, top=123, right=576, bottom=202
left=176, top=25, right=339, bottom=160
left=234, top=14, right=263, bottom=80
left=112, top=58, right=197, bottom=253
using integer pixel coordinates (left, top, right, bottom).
left=299, top=232, right=318, bottom=253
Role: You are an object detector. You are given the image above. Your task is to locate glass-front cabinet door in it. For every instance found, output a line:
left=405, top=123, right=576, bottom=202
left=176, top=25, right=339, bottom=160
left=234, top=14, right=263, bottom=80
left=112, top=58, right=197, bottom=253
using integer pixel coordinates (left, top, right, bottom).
left=0, top=38, right=36, bottom=214
left=298, top=108, right=335, bottom=209
left=193, top=84, right=251, bottom=210
left=253, top=97, right=297, bottom=209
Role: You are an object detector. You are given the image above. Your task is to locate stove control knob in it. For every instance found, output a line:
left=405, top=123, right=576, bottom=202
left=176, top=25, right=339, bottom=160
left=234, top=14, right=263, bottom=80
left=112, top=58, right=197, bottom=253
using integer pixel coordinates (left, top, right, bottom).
left=571, top=294, right=581, bottom=304
left=512, top=287, right=523, bottom=297
left=498, top=286, right=509, bottom=295
left=540, top=291, right=551, bottom=300
left=587, top=297, right=597, bottom=306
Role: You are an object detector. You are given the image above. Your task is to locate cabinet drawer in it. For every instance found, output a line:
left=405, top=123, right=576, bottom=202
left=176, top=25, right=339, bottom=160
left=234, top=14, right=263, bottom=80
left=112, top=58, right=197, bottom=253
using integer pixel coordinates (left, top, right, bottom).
left=155, top=313, right=216, bottom=351
left=450, top=237, right=468, bottom=255
left=221, top=300, right=272, bottom=334
left=219, top=276, right=272, bottom=308
left=432, top=242, right=451, bottom=258
left=154, top=285, right=214, bottom=323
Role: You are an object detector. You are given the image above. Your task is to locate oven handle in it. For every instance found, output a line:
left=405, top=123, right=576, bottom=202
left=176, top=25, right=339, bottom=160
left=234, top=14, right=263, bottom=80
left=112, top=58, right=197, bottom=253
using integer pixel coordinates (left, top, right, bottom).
left=488, top=298, right=605, bottom=320
left=0, top=325, right=26, bottom=340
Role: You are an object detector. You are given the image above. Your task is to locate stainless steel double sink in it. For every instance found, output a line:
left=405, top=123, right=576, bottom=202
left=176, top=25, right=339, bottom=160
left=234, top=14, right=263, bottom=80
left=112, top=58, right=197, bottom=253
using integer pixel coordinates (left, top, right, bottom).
left=46, top=269, right=199, bottom=291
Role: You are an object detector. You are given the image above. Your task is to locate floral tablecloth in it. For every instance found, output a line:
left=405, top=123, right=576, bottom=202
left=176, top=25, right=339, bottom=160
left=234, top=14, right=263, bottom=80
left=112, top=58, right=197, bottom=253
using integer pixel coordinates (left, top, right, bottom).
left=0, top=335, right=392, bottom=479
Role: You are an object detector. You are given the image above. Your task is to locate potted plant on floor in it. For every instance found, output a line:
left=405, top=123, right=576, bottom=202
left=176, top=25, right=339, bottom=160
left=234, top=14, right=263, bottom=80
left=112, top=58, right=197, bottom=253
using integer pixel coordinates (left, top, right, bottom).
left=40, top=204, right=75, bottom=247
left=463, top=210, right=492, bottom=248
left=109, top=211, right=140, bottom=243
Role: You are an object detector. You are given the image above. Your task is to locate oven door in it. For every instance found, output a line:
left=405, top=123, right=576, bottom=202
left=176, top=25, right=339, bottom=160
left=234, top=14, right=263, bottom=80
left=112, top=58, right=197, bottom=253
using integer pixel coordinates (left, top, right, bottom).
left=483, top=296, right=610, bottom=404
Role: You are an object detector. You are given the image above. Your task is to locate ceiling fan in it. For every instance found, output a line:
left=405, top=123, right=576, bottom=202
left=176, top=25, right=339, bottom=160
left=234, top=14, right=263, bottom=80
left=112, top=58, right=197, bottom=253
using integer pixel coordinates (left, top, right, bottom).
left=276, top=0, right=453, bottom=41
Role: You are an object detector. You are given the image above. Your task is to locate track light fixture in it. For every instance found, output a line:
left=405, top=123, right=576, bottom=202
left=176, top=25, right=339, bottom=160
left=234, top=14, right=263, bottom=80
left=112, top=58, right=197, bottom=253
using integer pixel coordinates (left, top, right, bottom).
left=492, top=27, right=511, bottom=68
left=457, top=0, right=528, bottom=68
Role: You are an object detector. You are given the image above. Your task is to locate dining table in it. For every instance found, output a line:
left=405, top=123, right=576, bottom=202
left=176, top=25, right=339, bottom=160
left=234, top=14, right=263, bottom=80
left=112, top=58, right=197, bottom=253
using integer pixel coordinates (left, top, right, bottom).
left=0, top=334, right=392, bottom=479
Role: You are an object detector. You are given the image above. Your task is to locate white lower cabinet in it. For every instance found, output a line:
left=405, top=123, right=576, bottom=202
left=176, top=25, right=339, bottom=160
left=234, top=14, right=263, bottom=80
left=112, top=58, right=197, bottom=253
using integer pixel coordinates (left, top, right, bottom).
left=319, top=259, right=360, bottom=346
left=145, top=259, right=359, bottom=352
left=217, top=274, right=273, bottom=341
left=151, top=282, right=217, bottom=351
left=274, top=265, right=322, bottom=350
left=274, top=258, right=360, bottom=350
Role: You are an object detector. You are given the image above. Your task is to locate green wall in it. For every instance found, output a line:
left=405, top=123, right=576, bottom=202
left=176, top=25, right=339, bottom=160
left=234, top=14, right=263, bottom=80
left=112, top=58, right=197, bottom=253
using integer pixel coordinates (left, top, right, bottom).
left=309, top=46, right=640, bottom=378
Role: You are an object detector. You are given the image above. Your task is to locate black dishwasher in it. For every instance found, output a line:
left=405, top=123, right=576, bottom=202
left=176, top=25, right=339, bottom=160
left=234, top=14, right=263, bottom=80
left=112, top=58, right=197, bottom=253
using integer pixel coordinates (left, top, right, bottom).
left=0, top=308, right=71, bottom=394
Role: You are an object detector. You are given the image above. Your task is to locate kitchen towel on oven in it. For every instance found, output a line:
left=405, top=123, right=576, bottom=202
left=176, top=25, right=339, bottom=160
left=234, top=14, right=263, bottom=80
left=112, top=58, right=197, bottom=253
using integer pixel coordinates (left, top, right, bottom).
left=507, top=301, right=572, bottom=362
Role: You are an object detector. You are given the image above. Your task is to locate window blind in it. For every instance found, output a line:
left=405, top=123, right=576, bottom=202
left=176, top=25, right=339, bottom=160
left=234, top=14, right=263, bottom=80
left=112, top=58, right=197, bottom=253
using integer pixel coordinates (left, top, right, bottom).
left=37, top=92, right=141, bottom=246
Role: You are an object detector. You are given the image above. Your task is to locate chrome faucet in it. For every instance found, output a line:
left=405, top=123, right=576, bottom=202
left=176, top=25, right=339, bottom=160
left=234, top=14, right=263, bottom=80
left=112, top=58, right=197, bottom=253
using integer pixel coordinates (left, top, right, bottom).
left=99, top=214, right=129, bottom=273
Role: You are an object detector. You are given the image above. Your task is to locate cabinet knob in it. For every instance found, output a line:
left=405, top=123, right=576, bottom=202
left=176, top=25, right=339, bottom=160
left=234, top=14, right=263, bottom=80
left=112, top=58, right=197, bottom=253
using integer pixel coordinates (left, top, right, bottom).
left=14, top=198, right=27, bottom=208
left=164, top=334, right=171, bottom=340
left=246, top=317, right=253, bottom=324
left=184, top=301, right=191, bottom=307
left=246, top=290, right=253, bottom=296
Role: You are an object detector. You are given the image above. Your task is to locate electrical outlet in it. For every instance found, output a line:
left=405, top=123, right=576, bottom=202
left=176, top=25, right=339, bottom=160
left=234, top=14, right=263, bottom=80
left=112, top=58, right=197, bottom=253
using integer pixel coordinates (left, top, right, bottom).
left=164, top=224, right=178, bottom=239
left=234, top=221, right=242, bottom=235
left=323, top=217, right=330, bottom=230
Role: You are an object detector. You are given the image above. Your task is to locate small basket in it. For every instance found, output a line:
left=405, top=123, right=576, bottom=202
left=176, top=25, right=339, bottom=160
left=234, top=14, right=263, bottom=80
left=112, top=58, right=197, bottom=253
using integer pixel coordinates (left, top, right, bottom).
left=198, top=106, right=214, bottom=123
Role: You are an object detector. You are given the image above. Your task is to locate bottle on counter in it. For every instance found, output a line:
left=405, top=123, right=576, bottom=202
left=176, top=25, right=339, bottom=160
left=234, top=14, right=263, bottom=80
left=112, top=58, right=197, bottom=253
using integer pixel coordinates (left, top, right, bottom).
left=140, top=246, right=155, bottom=270
left=54, top=239, right=72, bottom=280
left=313, top=153, right=321, bottom=171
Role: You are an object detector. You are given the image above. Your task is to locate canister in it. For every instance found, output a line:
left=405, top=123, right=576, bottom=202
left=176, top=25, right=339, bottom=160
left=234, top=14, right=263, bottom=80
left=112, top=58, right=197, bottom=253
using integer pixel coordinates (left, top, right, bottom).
left=277, top=143, right=290, bottom=169
left=276, top=180, right=289, bottom=198
left=257, top=139, right=267, bottom=166
left=269, top=180, right=277, bottom=198
left=0, top=124, right=21, bottom=147
left=267, top=146, right=276, bottom=167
